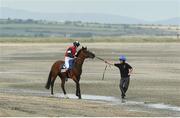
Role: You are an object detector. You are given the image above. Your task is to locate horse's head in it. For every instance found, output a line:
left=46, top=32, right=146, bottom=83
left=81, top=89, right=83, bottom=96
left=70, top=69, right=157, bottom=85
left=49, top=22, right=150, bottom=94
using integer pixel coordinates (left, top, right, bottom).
left=77, top=46, right=95, bottom=59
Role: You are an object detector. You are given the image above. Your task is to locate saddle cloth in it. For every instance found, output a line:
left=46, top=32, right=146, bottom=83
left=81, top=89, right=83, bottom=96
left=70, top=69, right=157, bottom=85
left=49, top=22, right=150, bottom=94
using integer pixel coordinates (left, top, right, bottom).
left=60, top=64, right=66, bottom=72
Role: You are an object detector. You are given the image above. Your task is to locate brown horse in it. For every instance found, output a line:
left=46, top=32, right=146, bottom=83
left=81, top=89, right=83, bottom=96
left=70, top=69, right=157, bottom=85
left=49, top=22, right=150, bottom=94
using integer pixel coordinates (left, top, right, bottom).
left=45, top=46, right=95, bottom=99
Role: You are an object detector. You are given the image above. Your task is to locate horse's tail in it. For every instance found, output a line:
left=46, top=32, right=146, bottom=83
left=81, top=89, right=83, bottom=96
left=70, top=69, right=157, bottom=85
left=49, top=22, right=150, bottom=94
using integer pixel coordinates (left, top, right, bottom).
left=45, top=70, right=52, bottom=89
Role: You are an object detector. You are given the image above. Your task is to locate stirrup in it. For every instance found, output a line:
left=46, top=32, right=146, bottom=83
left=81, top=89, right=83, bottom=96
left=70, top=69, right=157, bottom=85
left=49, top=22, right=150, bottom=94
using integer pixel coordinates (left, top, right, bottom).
left=61, top=69, right=66, bottom=72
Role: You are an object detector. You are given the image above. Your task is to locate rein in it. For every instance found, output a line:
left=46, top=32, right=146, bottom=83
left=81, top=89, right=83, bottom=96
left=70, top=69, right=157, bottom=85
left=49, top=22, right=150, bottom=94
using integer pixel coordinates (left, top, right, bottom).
left=102, top=65, right=107, bottom=80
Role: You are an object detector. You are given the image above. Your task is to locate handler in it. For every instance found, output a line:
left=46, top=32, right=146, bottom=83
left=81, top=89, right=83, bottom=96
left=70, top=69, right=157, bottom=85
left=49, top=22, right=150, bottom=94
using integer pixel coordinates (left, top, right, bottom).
left=105, top=55, right=133, bottom=99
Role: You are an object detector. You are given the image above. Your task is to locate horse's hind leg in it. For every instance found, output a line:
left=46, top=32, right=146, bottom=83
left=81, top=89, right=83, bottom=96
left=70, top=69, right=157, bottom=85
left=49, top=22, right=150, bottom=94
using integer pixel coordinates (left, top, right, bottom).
left=51, top=79, right=55, bottom=95
left=51, top=75, right=57, bottom=95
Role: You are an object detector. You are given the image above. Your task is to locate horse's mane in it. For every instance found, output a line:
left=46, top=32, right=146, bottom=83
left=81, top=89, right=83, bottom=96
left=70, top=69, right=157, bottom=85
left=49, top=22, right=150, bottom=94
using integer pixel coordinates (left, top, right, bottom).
left=76, top=47, right=87, bottom=57
left=76, top=47, right=84, bottom=57
left=76, top=49, right=81, bottom=57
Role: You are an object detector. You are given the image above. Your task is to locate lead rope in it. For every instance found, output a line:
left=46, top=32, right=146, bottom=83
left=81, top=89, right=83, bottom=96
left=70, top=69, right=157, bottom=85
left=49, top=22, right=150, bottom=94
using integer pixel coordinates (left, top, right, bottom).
left=96, top=56, right=111, bottom=80
left=102, top=65, right=107, bottom=80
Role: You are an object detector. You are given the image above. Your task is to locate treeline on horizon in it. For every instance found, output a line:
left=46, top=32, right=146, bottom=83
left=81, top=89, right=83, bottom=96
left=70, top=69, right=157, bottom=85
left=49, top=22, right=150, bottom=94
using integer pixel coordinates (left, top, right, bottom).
left=1, top=18, right=179, bottom=26
left=0, top=18, right=179, bottom=39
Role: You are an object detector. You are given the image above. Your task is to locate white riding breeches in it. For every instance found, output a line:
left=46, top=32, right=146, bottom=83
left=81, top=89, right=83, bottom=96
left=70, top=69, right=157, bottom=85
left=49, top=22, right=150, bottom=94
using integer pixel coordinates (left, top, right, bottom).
left=65, top=57, right=74, bottom=69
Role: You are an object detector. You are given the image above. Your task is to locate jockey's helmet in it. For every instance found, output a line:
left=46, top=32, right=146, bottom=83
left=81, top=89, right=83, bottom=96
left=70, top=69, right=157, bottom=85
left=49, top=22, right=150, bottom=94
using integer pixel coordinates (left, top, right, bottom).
left=73, top=41, right=80, bottom=47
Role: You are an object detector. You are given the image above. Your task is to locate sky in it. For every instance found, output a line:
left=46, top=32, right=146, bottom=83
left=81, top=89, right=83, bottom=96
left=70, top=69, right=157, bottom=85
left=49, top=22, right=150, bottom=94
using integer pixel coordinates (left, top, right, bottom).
left=1, top=0, right=180, bottom=21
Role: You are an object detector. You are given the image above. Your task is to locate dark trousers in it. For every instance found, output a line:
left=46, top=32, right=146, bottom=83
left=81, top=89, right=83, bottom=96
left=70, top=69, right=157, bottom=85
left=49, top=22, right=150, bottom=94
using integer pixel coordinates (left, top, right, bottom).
left=119, top=77, right=130, bottom=98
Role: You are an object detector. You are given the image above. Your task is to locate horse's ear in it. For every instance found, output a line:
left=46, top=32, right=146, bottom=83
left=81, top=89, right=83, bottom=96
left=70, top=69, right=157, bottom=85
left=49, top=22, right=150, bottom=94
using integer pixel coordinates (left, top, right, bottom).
left=85, top=46, right=87, bottom=50
left=82, top=46, right=85, bottom=49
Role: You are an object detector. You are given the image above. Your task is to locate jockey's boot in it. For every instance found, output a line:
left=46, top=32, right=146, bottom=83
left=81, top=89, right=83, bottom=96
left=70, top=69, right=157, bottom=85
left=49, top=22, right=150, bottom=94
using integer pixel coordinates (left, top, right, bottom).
left=64, top=69, right=69, bottom=81
left=65, top=69, right=72, bottom=81
left=68, top=69, right=73, bottom=77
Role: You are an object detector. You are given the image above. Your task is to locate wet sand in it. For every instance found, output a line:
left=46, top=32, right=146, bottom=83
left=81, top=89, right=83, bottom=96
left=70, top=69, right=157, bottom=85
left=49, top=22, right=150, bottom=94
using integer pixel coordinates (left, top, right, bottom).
left=0, top=43, right=180, bottom=116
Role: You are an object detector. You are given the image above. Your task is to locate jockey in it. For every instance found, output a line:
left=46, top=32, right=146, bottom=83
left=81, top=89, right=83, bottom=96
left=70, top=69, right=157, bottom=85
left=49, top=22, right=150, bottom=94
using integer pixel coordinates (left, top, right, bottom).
left=64, top=41, right=80, bottom=72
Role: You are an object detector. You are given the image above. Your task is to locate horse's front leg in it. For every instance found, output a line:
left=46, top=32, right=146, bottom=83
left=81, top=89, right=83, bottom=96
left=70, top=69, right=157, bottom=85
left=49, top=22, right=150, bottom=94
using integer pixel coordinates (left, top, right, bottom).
left=72, top=75, right=81, bottom=99
left=78, top=83, right=81, bottom=99
left=73, top=79, right=81, bottom=99
left=76, top=83, right=79, bottom=97
left=75, top=82, right=81, bottom=99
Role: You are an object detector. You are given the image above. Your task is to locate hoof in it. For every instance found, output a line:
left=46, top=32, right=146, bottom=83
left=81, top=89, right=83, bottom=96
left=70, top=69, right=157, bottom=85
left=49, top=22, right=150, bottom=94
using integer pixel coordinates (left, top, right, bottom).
left=76, top=93, right=79, bottom=97
left=121, top=99, right=126, bottom=103
left=64, top=95, right=69, bottom=99
left=49, top=94, right=54, bottom=97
